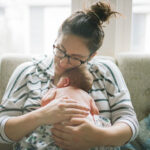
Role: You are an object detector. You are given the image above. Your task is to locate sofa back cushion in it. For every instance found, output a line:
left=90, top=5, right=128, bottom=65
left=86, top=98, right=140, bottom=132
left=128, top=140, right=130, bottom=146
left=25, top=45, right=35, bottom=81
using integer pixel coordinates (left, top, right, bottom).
left=116, top=53, right=150, bottom=121
left=0, top=54, right=31, bottom=101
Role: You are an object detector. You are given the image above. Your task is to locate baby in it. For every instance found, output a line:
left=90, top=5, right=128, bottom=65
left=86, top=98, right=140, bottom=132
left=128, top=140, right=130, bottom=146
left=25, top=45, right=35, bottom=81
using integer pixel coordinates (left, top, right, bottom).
left=41, top=65, right=100, bottom=123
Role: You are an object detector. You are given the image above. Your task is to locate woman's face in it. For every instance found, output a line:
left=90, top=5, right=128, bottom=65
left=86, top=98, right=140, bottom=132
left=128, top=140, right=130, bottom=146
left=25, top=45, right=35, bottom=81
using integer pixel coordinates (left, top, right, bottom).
left=54, top=34, right=91, bottom=76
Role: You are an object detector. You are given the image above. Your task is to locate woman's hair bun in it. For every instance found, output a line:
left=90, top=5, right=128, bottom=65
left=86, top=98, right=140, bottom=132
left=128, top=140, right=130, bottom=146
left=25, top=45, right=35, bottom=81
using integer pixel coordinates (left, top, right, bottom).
left=86, top=1, right=119, bottom=25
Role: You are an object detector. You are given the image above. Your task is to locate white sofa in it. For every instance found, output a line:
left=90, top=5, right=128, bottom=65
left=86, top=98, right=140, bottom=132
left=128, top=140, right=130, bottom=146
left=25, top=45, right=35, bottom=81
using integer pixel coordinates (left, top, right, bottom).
left=0, top=53, right=150, bottom=150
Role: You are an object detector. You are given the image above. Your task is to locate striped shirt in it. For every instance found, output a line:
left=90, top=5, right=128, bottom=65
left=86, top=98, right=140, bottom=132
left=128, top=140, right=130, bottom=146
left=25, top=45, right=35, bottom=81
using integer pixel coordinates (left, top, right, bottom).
left=0, top=55, right=139, bottom=146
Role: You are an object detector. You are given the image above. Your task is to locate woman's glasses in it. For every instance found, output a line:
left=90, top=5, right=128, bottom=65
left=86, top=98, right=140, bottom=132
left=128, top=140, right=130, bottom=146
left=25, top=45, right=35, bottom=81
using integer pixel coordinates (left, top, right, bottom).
left=53, top=44, right=91, bottom=67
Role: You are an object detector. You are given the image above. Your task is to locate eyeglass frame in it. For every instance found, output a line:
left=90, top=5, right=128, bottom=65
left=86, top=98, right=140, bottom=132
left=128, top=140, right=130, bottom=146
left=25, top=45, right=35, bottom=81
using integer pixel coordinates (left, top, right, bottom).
left=53, top=44, right=92, bottom=67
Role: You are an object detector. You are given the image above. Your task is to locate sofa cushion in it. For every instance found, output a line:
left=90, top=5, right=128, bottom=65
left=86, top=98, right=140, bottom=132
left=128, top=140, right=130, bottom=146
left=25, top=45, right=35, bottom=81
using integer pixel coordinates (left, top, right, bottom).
left=137, top=113, right=150, bottom=149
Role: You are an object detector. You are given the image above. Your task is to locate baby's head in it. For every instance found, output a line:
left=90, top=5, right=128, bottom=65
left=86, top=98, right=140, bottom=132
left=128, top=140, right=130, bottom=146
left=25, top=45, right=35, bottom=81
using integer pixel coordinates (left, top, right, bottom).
left=56, top=65, right=93, bottom=92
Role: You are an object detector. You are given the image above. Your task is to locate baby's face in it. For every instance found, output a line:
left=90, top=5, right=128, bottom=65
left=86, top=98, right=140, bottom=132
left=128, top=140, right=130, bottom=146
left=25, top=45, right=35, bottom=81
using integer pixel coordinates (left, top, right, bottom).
left=57, top=76, right=70, bottom=88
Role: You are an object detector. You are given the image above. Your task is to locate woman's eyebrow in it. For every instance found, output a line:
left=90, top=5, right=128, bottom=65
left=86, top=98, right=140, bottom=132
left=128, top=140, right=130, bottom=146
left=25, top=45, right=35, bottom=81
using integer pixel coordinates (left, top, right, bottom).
left=71, top=54, right=86, bottom=58
left=60, top=44, right=87, bottom=58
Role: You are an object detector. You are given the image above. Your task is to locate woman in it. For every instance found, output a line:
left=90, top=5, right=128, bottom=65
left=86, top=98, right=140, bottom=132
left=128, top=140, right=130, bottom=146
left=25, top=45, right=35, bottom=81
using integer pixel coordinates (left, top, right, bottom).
left=0, top=1, right=139, bottom=150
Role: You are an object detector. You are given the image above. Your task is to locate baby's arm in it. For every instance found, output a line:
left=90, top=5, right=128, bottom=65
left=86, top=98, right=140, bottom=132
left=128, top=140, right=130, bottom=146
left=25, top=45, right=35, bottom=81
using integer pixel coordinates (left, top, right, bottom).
left=41, top=88, right=57, bottom=106
left=90, top=99, right=112, bottom=128
left=90, top=98, right=99, bottom=115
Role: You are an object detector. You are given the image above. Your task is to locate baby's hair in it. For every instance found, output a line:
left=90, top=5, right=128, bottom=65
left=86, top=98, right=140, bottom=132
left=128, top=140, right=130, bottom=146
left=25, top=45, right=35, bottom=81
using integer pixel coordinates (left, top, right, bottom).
left=62, top=65, right=93, bottom=92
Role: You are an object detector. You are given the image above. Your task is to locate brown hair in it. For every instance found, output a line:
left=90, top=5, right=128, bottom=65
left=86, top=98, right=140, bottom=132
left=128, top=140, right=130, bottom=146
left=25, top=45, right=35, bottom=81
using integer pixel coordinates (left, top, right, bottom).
left=62, top=65, right=93, bottom=92
left=58, top=1, right=118, bottom=54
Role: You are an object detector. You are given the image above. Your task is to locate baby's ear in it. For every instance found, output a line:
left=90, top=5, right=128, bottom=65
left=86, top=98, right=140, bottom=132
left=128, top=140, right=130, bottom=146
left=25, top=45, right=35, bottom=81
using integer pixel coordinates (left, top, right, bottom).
left=57, top=77, right=70, bottom=88
left=62, top=77, right=70, bottom=87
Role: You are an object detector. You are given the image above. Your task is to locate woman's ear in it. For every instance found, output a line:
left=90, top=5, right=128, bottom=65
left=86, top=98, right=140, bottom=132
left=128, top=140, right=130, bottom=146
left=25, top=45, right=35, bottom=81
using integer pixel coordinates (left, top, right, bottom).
left=57, top=77, right=70, bottom=88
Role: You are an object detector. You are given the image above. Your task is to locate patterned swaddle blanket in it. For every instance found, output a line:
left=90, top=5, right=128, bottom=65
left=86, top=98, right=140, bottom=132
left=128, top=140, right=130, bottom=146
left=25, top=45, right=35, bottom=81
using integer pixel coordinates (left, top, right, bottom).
left=13, top=115, right=119, bottom=150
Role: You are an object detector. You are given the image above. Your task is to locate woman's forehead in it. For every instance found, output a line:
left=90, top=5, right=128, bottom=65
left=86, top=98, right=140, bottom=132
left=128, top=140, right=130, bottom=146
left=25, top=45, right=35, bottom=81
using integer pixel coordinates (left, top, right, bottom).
left=56, top=34, right=90, bottom=56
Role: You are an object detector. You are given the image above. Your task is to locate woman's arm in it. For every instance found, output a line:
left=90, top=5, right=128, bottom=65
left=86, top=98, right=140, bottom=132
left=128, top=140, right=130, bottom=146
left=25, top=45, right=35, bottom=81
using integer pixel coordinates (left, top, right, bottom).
left=4, top=108, right=43, bottom=142
left=94, top=122, right=132, bottom=146
left=100, top=60, right=139, bottom=142
left=4, top=96, right=90, bottom=142
left=0, top=62, right=36, bottom=143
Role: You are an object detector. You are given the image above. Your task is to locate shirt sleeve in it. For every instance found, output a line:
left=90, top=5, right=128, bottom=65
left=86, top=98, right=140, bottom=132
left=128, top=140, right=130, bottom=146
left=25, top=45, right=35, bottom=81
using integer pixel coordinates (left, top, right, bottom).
left=0, top=61, right=34, bottom=143
left=98, top=60, right=139, bottom=142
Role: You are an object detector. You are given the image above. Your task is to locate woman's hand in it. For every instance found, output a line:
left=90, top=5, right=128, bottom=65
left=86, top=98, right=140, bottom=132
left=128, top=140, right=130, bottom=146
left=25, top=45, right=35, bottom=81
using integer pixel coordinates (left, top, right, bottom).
left=38, top=90, right=90, bottom=125
left=51, top=118, right=133, bottom=149
left=51, top=118, right=98, bottom=150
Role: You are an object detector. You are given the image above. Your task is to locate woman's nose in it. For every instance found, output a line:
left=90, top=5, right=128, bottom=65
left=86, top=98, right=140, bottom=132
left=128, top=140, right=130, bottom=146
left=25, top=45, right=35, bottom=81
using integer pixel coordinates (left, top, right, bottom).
left=59, top=57, right=69, bottom=68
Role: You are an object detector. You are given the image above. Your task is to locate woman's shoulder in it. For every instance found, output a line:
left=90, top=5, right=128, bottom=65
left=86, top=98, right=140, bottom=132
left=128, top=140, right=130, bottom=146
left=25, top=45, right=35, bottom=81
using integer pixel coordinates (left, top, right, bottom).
left=11, top=61, right=35, bottom=77
left=32, top=55, right=54, bottom=76
left=11, top=55, right=54, bottom=81
left=88, top=56, right=117, bottom=75
left=89, top=56, right=127, bottom=91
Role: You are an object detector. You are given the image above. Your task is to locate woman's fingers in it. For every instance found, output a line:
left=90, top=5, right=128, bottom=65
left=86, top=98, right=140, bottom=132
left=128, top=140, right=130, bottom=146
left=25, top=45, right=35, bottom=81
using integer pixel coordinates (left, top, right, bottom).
left=59, top=102, right=90, bottom=111
left=51, top=128, right=70, bottom=141
left=43, top=93, right=89, bottom=112
left=53, top=123, right=74, bottom=133
left=65, top=108, right=89, bottom=115
left=53, top=135, right=70, bottom=150
left=69, top=117, right=86, bottom=125
left=61, top=99, right=77, bottom=103
left=40, top=94, right=90, bottom=124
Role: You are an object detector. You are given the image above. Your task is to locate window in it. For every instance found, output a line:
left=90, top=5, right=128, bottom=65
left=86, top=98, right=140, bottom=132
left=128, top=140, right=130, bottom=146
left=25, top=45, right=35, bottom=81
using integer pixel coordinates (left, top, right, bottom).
left=0, top=0, right=71, bottom=55
left=132, top=0, right=150, bottom=52
left=30, top=2, right=71, bottom=55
